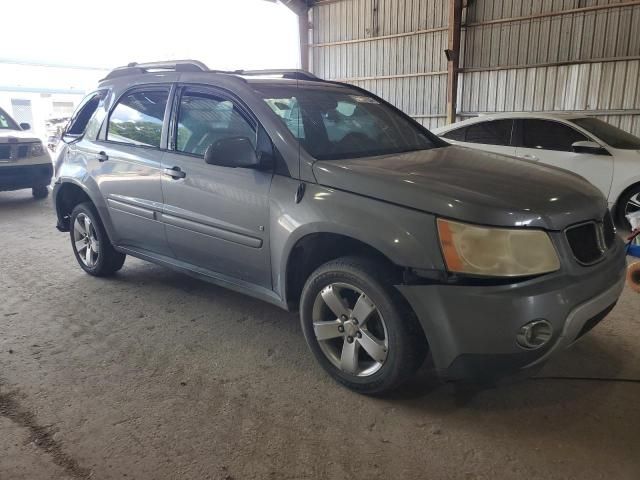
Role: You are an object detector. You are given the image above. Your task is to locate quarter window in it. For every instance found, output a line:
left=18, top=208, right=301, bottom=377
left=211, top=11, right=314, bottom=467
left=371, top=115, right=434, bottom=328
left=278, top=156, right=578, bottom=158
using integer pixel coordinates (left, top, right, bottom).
left=67, top=92, right=102, bottom=136
left=176, top=92, right=255, bottom=156
left=108, top=90, right=169, bottom=148
left=519, top=119, right=587, bottom=152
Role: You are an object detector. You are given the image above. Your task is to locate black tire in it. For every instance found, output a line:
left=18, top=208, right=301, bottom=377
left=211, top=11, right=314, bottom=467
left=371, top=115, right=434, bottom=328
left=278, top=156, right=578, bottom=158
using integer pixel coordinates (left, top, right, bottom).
left=300, top=256, right=427, bottom=395
left=70, top=202, right=125, bottom=277
left=32, top=186, right=49, bottom=199
left=617, top=184, right=640, bottom=229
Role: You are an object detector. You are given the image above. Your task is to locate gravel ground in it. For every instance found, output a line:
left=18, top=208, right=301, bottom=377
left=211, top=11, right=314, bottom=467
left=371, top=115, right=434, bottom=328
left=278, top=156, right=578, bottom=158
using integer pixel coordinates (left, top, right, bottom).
left=1, top=188, right=639, bottom=480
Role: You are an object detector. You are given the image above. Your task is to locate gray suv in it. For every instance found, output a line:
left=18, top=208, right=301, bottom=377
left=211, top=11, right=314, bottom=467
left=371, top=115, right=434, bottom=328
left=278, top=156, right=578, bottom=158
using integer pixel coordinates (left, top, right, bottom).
left=53, top=60, right=626, bottom=394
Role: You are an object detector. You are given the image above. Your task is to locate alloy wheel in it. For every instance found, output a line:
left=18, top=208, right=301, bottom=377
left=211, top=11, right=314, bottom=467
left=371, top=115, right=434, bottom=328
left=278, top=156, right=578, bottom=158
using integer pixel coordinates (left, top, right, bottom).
left=73, top=213, right=100, bottom=268
left=625, top=193, right=640, bottom=219
left=311, top=282, right=389, bottom=377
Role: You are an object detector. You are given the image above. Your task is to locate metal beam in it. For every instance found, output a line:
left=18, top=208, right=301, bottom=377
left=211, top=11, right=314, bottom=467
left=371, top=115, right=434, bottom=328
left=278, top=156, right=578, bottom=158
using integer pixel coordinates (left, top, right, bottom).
left=459, top=55, right=640, bottom=73
left=277, top=0, right=309, bottom=16
left=330, top=71, right=448, bottom=82
left=446, top=0, right=463, bottom=125
left=310, top=26, right=448, bottom=48
left=465, top=0, right=640, bottom=28
left=299, top=9, right=310, bottom=70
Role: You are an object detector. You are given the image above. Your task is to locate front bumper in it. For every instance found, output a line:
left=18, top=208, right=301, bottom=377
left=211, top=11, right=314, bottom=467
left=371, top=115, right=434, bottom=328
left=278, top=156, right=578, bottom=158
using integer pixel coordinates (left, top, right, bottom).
left=397, top=237, right=627, bottom=380
left=0, top=163, right=53, bottom=191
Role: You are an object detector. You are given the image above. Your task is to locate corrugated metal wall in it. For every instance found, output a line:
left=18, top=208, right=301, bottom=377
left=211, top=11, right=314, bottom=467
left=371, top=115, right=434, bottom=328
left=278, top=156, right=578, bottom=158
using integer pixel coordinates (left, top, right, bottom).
left=308, top=0, right=640, bottom=135
left=310, top=0, right=449, bottom=130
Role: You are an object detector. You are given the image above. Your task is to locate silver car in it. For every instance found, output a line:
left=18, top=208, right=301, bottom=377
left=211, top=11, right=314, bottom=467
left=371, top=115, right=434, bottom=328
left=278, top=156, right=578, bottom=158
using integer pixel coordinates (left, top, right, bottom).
left=53, top=61, right=626, bottom=394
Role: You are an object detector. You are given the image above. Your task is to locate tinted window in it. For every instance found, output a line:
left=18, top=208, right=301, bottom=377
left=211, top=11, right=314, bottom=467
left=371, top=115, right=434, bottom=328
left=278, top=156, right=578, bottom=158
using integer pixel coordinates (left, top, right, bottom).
left=257, top=85, right=439, bottom=161
left=442, top=127, right=467, bottom=141
left=464, top=120, right=513, bottom=145
left=571, top=117, right=640, bottom=150
left=108, top=90, right=169, bottom=148
left=519, top=119, right=586, bottom=151
left=0, top=107, right=19, bottom=130
left=176, top=92, right=256, bottom=156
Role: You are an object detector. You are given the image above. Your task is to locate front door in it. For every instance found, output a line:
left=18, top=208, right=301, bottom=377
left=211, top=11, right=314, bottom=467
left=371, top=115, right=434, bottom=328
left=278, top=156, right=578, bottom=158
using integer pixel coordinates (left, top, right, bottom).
left=160, top=86, right=273, bottom=288
left=92, top=87, right=172, bottom=256
left=514, top=119, right=614, bottom=197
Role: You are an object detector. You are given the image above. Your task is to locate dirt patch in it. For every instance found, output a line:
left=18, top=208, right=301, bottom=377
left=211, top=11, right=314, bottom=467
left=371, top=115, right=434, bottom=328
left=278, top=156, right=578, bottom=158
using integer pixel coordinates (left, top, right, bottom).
left=0, top=382, right=91, bottom=480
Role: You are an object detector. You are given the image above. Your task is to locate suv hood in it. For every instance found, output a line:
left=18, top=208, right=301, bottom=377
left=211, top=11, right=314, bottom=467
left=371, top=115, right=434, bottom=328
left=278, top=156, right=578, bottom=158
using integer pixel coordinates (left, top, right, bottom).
left=0, top=129, right=41, bottom=143
left=311, top=146, right=607, bottom=230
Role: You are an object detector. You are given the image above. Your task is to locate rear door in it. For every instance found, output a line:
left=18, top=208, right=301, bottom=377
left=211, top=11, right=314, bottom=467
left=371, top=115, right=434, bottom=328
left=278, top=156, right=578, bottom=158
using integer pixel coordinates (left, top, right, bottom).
left=513, top=119, right=614, bottom=197
left=90, top=86, right=173, bottom=256
left=440, top=119, right=516, bottom=156
left=160, top=85, right=273, bottom=288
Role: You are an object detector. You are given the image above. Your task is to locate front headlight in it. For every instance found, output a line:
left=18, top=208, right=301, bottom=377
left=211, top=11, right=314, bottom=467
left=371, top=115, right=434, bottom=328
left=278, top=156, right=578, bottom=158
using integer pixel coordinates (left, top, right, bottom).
left=30, top=141, right=45, bottom=157
left=437, top=218, right=560, bottom=277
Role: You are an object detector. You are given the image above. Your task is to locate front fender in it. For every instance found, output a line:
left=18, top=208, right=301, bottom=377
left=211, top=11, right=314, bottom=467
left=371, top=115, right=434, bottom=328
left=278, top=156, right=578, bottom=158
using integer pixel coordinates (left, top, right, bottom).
left=269, top=176, right=445, bottom=302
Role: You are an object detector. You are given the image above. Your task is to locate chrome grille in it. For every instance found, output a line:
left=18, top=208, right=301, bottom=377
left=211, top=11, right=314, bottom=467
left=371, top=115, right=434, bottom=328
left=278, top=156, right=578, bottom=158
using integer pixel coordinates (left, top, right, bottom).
left=0, top=145, right=10, bottom=160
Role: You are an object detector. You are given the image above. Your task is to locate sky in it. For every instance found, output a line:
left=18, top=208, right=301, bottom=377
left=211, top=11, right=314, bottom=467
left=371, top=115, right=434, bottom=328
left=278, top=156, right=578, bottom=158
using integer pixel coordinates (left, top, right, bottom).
left=1, top=0, right=300, bottom=90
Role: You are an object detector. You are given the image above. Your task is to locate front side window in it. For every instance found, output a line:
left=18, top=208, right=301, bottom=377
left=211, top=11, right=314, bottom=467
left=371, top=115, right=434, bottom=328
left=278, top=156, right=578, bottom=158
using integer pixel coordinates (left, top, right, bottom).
left=0, top=107, right=19, bottom=130
left=571, top=117, right=640, bottom=150
left=464, top=120, right=513, bottom=145
left=176, top=92, right=256, bottom=156
left=256, top=85, right=439, bottom=161
left=108, top=90, right=169, bottom=148
left=518, top=119, right=587, bottom=152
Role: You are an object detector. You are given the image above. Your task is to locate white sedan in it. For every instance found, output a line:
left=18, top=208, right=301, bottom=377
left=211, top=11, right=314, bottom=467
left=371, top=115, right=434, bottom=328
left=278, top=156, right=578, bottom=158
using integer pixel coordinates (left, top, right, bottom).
left=433, top=113, right=640, bottom=226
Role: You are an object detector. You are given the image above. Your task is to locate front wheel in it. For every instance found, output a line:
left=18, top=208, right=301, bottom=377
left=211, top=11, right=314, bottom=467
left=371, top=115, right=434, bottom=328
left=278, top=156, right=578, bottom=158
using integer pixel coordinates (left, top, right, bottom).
left=300, top=256, right=427, bottom=395
left=617, top=184, right=640, bottom=229
left=70, top=202, right=126, bottom=276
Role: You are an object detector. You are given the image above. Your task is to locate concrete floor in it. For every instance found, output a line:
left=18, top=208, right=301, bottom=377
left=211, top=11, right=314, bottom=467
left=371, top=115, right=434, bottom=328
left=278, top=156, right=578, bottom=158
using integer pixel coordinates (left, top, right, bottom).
left=1, top=189, right=639, bottom=480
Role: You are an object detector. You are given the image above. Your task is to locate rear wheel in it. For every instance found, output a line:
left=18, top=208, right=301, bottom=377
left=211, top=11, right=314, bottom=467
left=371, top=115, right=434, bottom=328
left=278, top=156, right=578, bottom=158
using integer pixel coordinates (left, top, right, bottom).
left=300, top=256, right=427, bottom=395
left=70, top=202, right=125, bottom=276
left=32, top=186, right=48, bottom=199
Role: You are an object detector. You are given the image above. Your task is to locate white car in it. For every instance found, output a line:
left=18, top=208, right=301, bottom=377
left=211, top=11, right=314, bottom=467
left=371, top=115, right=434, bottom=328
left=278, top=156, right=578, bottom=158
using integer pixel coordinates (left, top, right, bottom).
left=0, top=107, right=52, bottom=198
left=433, top=113, right=640, bottom=226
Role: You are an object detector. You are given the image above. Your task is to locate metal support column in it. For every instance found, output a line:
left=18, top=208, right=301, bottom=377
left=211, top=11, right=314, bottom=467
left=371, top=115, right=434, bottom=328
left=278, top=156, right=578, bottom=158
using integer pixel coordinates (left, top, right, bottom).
left=446, top=0, right=463, bottom=125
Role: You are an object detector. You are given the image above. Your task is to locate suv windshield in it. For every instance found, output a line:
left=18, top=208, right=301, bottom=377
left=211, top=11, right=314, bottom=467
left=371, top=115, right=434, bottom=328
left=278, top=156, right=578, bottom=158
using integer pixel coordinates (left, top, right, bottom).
left=0, top=107, right=19, bottom=130
left=571, top=117, right=640, bottom=149
left=256, top=84, right=440, bottom=160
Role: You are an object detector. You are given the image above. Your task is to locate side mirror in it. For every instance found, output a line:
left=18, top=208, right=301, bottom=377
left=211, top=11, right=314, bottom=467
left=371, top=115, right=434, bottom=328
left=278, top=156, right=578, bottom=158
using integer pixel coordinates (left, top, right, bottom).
left=572, top=140, right=609, bottom=155
left=20, top=122, right=31, bottom=130
left=204, top=136, right=259, bottom=168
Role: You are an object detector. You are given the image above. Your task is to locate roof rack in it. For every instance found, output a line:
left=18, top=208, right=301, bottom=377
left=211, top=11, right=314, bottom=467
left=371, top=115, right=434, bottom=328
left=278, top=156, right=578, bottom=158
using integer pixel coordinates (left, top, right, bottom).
left=233, top=69, right=320, bottom=81
left=101, top=62, right=322, bottom=83
left=102, top=60, right=209, bottom=80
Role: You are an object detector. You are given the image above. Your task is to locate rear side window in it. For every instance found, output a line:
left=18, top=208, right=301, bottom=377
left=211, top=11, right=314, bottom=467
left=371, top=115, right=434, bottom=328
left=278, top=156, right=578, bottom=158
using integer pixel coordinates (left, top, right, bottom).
left=108, top=90, right=169, bottom=148
left=175, top=91, right=256, bottom=156
left=518, top=119, right=587, bottom=151
left=465, top=120, right=513, bottom=145
left=442, top=127, right=466, bottom=141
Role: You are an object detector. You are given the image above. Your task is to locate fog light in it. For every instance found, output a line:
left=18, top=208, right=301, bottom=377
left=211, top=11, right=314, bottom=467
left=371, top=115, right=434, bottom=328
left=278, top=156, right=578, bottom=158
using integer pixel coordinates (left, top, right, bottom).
left=516, top=320, right=553, bottom=349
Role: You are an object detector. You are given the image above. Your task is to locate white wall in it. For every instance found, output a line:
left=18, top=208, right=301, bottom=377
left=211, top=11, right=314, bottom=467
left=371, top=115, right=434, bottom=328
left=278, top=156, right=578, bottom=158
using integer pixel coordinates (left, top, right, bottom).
left=0, top=91, right=86, bottom=140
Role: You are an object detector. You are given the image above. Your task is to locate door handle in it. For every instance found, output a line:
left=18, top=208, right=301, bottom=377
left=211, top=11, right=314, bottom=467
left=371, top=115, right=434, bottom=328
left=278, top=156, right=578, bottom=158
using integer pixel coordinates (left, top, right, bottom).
left=96, top=151, right=109, bottom=162
left=521, top=154, right=539, bottom=161
left=163, top=166, right=186, bottom=179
